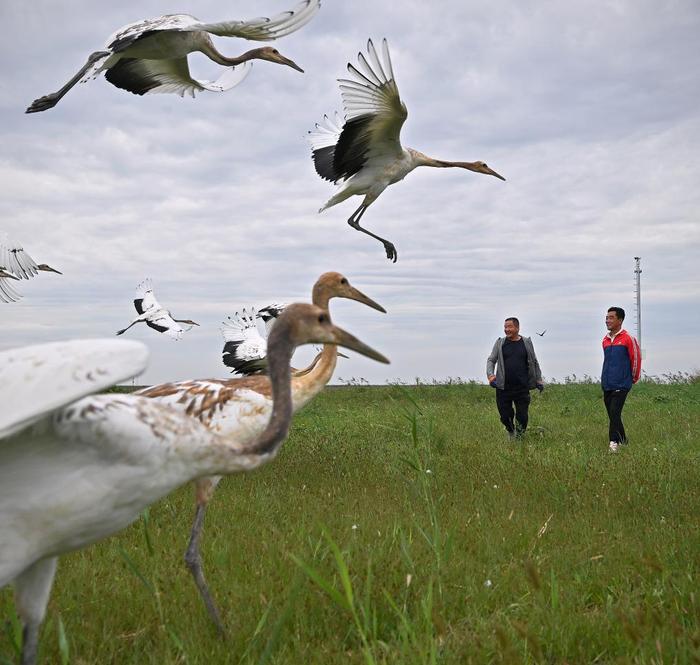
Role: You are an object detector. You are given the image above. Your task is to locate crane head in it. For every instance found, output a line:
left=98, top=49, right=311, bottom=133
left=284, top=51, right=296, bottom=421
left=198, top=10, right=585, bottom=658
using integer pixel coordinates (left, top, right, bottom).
left=313, top=272, right=386, bottom=313
left=252, top=47, right=304, bottom=73
left=466, top=161, right=506, bottom=181
left=273, top=303, right=389, bottom=364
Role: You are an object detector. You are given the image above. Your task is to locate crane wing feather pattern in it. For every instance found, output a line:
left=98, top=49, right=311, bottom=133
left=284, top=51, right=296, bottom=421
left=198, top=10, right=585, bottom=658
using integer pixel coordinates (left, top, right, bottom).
left=104, top=55, right=252, bottom=97
left=0, top=272, right=22, bottom=303
left=197, top=0, right=320, bottom=40
left=221, top=309, right=269, bottom=375
left=134, top=279, right=161, bottom=314
left=0, top=233, right=40, bottom=280
left=0, top=339, right=148, bottom=440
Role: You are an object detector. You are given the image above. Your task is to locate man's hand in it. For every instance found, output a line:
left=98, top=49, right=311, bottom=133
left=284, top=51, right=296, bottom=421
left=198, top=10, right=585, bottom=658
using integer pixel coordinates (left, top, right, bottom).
left=488, top=374, right=497, bottom=388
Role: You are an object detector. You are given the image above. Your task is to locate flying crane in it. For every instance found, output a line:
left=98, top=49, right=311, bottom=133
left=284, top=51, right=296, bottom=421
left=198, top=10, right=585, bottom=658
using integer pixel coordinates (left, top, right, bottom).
left=310, top=39, right=505, bottom=262
left=26, top=0, right=320, bottom=112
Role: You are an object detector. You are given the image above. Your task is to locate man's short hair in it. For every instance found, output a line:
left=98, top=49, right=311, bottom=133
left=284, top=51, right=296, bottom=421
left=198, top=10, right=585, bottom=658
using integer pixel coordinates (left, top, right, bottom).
left=607, top=307, right=625, bottom=321
left=505, top=317, right=520, bottom=327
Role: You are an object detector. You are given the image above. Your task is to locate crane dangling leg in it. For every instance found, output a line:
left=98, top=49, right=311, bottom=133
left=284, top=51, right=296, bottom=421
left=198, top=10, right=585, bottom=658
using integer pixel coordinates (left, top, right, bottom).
left=26, top=50, right=111, bottom=114
left=116, top=320, right=141, bottom=336
left=347, top=203, right=398, bottom=263
left=14, top=557, right=58, bottom=665
left=184, top=503, right=226, bottom=636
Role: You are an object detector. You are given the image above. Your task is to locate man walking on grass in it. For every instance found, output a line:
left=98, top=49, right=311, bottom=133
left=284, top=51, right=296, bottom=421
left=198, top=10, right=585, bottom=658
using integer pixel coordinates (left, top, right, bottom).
left=602, top=306, right=642, bottom=452
left=486, top=317, right=544, bottom=439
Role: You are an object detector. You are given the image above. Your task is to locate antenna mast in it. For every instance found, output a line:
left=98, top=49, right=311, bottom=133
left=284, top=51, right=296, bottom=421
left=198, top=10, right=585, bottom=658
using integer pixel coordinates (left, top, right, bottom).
left=633, top=257, right=642, bottom=350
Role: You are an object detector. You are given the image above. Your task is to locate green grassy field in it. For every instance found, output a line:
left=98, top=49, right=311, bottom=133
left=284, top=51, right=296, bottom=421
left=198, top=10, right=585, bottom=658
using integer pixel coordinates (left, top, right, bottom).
left=2, top=381, right=699, bottom=664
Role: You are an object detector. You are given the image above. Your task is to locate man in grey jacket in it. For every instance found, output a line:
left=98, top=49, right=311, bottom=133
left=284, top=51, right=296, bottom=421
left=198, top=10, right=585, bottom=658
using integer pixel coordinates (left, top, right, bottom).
left=486, top=317, right=544, bottom=438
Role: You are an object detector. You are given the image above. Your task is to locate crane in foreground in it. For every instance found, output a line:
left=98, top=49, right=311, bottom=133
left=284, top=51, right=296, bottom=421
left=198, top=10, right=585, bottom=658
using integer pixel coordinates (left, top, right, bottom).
left=116, top=279, right=199, bottom=340
left=0, top=305, right=388, bottom=665
left=26, top=0, right=319, bottom=112
left=137, top=271, right=385, bottom=632
left=310, top=39, right=505, bottom=262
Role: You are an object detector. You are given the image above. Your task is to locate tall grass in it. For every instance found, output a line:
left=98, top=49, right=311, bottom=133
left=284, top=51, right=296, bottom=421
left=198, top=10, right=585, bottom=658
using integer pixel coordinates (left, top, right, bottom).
left=1, top=382, right=699, bottom=663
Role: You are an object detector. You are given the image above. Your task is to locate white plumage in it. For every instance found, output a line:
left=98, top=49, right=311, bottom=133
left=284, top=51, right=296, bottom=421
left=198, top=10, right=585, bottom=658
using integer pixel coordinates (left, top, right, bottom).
left=26, top=0, right=319, bottom=112
left=0, top=233, right=62, bottom=302
left=310, top=39, right=505, bottom=262
left=221, top=303, right=287, bottom=375
left=116, top=279, right=200, bottom=340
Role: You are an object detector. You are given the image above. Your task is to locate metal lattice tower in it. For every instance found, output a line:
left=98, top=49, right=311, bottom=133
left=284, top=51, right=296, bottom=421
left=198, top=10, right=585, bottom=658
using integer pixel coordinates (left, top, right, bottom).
left=633, top=257, right=642, bottom=349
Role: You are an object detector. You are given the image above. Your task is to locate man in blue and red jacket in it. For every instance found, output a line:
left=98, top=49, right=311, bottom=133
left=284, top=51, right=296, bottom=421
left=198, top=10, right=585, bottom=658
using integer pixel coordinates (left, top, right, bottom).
left=602, top=306, right=641, bottom=452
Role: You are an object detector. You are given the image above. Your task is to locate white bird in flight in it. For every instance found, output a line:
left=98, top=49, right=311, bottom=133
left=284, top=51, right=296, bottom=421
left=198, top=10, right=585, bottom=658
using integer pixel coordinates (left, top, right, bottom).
left=116, top=279, right=199, bottom=340
left=310, top=39, right=505, bottom=262
left=26, top=0, right=320, bottom=112
left=221, top=304, right=287, bottom=375
left=0, top=233, right=62, bottom=302
left=0, top=304, right=388, bottom=665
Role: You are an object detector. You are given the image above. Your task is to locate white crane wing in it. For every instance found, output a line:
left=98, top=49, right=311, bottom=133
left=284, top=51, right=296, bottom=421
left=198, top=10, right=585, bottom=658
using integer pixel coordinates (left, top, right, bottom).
left=196, top=0, right=320, bottom=40
left=147, top=313, right=185, bottom=340
left=0, top=272, right=22, bottom=303
left=221, top=309, right=268, bottom=375
left=311, top=39, right=407, bottom=183
left=338, top=39, right=407, bottom=156
left=104, top=56, right=252, bottom=97
left=0, top=339, right=148, bottom=440
left=134, top=279, right=161, bottom=314
left=105, top=14, right=202, bottom=52
left=0, top=233, right=39, bottom=280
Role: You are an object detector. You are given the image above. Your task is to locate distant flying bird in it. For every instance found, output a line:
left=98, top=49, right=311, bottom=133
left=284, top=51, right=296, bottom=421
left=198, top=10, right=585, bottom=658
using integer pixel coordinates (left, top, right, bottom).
left=0, top=307, right=387, bottom=665
left=0, top=268, right=21, bottom=304
left=310, top=39, right=505, bottom=262
left=26, top=0, right=320, bottom=113
left=0, top=233, right=62, bottom=280
left=116, top=279, right=199, bottom=340
left=137, top=272, right=385, bottom=632
left=221, top=304, right=287, bottom=375
left=536, top=329, right=547, bottom=337
left=0, top=233, right=62, bottom=302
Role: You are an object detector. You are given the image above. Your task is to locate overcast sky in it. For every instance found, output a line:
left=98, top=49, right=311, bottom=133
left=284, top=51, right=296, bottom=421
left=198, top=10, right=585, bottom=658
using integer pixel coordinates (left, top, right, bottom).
left=1, top=0, right=698, bottom=385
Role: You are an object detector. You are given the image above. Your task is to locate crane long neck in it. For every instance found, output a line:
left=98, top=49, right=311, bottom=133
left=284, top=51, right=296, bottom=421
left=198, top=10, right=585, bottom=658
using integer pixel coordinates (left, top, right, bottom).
left=411, top=150, right=480, bottom=171
left=244, top=321, right=295, bottom=456
left=290, top=290, right=337, bottom=399
left=200, top=40, right=258, bottom=67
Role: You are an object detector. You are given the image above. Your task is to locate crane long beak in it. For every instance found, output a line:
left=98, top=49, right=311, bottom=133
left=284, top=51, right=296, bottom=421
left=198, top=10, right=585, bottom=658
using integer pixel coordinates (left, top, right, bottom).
left=485, top=167, right=506, bottom=181
left=345, top=285, right=386, bottom=313
left=277, top=55, right=304, bottom=73
left=328, top=325, right=389, bottom=364
left=38, top=264, right=62, bottom=274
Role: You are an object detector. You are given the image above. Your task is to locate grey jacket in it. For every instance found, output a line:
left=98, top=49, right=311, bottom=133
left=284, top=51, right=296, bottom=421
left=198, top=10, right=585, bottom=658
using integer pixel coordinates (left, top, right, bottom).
left=486, top=336, right=543, bottom=390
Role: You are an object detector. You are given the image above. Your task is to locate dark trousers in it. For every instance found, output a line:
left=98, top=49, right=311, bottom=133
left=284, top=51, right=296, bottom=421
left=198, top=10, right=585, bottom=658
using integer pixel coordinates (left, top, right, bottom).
left=496, top=389, right=530, bottom=434
left=603, top=389, right=629, bottom=443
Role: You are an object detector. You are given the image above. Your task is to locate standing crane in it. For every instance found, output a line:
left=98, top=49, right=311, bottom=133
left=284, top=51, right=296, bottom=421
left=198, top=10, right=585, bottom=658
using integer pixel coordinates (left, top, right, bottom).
left=116, top=279, right=200, bottom=340
left=0, top=305, right=388, bottom=665
left=310, top=39, right=505, bottom=262
left=26, top=0, right=320, bottom=112
left=137, top=271, right=385, bottom=631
